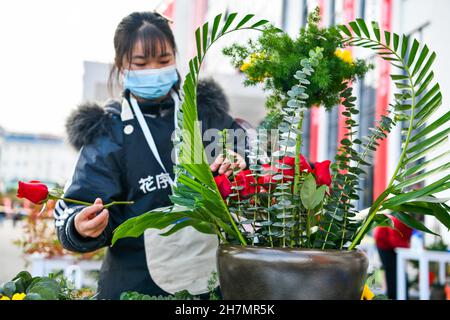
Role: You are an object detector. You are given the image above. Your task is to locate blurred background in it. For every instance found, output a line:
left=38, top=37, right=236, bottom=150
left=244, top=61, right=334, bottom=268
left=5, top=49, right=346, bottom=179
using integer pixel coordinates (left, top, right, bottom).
left=0, top=0, right=449, bottom=299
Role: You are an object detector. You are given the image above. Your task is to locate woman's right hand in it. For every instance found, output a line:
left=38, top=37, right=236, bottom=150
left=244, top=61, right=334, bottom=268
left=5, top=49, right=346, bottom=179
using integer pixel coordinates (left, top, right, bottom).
left=74, top=198, right=109, bottom=238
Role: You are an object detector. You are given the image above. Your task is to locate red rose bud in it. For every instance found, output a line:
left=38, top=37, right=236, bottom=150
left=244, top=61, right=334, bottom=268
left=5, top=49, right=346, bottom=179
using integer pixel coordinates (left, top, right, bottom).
left=313, top=160, right=332, bottom=186
left=17, top=181, right=49, bottom=204
left=234, top=169, right=256, bottom=198
left=214, top=174, right=232, bottom=200
left=278, top=155, right=312, bottom=180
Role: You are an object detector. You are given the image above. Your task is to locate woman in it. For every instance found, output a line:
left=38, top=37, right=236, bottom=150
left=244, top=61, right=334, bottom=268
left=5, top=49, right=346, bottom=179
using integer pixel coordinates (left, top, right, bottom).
left=374, top=216, right=413, bottom=299
left=54, top=11, right=247, bottom=299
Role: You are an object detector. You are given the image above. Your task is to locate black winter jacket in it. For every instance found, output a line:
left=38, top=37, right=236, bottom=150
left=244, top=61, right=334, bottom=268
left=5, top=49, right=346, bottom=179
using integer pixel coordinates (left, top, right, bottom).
left=55, top=79, right=246, bottom=299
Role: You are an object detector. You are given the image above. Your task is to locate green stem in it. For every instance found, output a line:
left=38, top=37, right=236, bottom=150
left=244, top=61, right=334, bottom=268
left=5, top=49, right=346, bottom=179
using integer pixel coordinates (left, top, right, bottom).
left=214, top=225, right=228, bottom=244
left=50, top=195, right=134, bottom=209
left=306, top=209, right=311, bottom=248
left=267, top=144, right=275, bottom=248
left=103, top=201, right=135, bottom=209
left=291, top=110, right=304, bottom=247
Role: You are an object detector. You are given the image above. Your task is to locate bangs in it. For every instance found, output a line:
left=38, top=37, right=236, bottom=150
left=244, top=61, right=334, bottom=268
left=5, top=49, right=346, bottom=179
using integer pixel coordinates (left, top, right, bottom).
left=125, top=23, right=172, bottom=66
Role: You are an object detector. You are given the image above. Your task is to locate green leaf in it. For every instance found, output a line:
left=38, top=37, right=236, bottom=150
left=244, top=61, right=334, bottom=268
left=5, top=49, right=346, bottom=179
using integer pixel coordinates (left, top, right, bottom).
left=384, top=31, right=391, bottom=46
left=349, top=21, right=361, bottom=37
left=312, top=185, right=328, bottom=209
left=300, top=174, right=317, bottom=210
left=356, top=19, right=370, bottom=38
left=390, top=74, right=409, bottom=81
left=395, top=162, right=450, bottom=190
left=407, top=39, right=420, bottom=67
left=250, top=19, right=269, bottom=28
left=393, top=33, right=400, bottom=51
left=428, top=202, right=450, bottom=229
left=416, top=71, right=434, bottom=97
left=415, top=52, right=436, bottom=85
left=159, top=219, right=196, bottom=236
left=391, top=212, right=439, bottom=236
left=339, top=25, right=352, bottom=37
left=372, top=213, right=394, bottom=229
left=412, top=45, right=429, bottom=76
left=195, top=27, right=202, bottom=60
left=400, top=151, right=450, bottom=177
left=407, top=136, right=448, bottom=163
left=411, top=109, right=450, bottom=142
left=414, top=93, right=442, bottom=127
left=210, top=14, right=222, bottom=41
left=415, top=83, right=440, bottom=111
left=202, top=22, right=209, bottom=53
left=383, top=199, right=450, bottom=221
left=407, top=127, right=450, bottom=154
left=371, top=21, right=381, bottom=41
left=382, top=174, right=450, bottom=208
left=401, top=35, right=409, bottom=59
left=235, top=14, right=254, bottom=29
left=221, top=13, right=238, bottom=34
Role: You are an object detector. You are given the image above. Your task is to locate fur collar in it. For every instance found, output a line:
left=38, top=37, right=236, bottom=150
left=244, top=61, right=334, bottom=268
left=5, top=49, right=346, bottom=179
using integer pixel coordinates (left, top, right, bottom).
left=66, top=78, right=230, bottom=151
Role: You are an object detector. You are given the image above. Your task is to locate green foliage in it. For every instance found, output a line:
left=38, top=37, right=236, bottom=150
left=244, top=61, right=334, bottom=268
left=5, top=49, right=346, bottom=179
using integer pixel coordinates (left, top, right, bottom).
left=207, top=271, right=221, bottom=300
left=0, top=271, right=77, bottom=300
left=119, top=290, right=199, bottom=300
left=338, top=19, right=450, bottom=249
left=112, top=10, right=449, bottom=254
left=223, top=7, right=371, bottom=121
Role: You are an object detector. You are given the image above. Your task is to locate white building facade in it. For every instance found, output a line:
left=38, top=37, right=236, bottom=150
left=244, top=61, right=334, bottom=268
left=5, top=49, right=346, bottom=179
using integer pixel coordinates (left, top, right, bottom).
left=0, top=131, right=77, bottom=191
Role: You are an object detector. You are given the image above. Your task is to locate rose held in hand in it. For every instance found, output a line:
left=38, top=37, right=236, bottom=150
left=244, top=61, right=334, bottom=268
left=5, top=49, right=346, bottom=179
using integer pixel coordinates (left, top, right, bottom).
left=17, top=181, right=49, bottom=204
left=16, top=181, right=134, bottom=213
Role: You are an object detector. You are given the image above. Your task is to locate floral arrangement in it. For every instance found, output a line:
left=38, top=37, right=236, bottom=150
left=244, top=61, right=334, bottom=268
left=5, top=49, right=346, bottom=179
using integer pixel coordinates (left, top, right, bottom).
left=223, top=8, right=371, bottom=128
left=113, top=10, right=449, bottom=253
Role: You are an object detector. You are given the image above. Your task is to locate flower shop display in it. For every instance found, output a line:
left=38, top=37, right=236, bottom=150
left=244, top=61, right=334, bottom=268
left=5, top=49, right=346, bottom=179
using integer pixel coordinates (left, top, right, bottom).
left=110, top=10, right=449, bottom=299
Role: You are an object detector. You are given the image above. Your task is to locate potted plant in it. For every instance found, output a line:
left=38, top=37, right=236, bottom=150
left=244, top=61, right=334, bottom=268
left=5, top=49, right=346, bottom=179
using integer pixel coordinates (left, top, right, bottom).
left=113, top=10, right=450, bottom=300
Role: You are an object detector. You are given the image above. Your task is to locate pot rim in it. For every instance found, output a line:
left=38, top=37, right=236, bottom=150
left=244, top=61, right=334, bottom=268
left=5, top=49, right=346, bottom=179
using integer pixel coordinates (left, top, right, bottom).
left=218, top=243, right=367, bottom=254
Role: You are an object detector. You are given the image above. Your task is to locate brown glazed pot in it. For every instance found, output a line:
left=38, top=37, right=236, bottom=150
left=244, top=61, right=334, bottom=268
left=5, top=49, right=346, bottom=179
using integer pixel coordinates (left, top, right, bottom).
left=217, top=245, right=368, bottom=300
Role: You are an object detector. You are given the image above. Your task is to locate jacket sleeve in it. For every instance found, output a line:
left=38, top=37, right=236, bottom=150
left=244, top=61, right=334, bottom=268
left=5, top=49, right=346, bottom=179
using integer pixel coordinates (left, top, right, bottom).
left=54, top=129, right=124, bottom=253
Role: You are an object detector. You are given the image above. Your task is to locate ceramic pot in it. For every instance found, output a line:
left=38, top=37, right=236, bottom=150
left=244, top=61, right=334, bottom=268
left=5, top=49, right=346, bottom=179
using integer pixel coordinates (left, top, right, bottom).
left=217, top=244, right=368, bottom=300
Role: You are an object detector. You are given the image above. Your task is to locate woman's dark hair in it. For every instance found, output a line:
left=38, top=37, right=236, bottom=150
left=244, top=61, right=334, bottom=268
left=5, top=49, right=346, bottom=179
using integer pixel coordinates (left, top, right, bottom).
left=108, top=11, right=180, bottom=95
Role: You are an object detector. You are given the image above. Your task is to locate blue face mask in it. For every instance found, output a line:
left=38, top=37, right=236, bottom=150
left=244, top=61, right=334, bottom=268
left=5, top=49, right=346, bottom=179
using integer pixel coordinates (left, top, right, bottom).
left=123, top=64, right=179, bottom=100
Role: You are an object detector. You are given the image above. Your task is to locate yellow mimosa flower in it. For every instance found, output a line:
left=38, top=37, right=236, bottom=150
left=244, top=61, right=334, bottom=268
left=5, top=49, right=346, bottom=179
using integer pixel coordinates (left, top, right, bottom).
left=240, top=52, right=270, bottom=82
left=12, top=293, right=26, bottom=300
left=335, top=48, right=354, bottom=65
left=0, top=295, right=11, bottom=300
left=361, top=284, right=375, bottom=300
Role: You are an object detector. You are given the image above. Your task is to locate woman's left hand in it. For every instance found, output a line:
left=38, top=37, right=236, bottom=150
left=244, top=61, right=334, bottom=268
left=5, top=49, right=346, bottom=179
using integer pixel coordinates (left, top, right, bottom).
left=210, top=150, right=246, bottom=176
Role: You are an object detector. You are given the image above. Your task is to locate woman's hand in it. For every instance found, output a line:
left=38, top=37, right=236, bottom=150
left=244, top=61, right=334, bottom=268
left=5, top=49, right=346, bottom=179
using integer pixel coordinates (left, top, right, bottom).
left=210, top=150, right=246, bottom=177
left=74, top=198, right=109, bottom=238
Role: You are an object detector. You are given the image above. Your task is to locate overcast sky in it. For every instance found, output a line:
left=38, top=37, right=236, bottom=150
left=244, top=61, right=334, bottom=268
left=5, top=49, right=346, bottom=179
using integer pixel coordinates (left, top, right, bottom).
left=0, top=0, right=162, bottom=136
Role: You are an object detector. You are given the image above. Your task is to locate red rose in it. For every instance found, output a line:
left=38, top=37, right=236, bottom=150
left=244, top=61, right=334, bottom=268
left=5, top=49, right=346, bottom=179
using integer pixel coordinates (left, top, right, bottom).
left=313, top=160, right=332, bottom=186
left=278, top=155, right=312, bottom=179
left=234, top=169, right=256, bottom=198
left=214, top=174, right=232, bottom=200
left=17, top=180, right=49, bottom=204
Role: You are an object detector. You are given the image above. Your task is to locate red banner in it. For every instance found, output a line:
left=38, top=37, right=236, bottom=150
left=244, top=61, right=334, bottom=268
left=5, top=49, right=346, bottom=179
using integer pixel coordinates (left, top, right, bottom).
left=373, top=0, right=392, bottom=199
left=309, top=0, right=326, bottom=162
